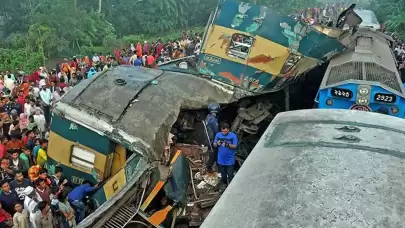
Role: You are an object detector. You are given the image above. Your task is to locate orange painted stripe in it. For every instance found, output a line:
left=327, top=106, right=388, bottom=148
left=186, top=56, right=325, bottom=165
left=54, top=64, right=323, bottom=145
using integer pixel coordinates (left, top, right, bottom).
left=170, top=150, right=182, bottom=165
left=140, top=180, right=165, bottom=211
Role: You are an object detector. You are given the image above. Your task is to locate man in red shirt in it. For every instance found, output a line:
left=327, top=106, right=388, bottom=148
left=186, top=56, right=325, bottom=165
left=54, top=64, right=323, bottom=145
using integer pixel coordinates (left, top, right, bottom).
left=70, top=57, right=77, bottom=69
left=114, top=48, right=121, bottom=62
left=146, top=55, right=155, bottom=68
left=0, top=136, right=7, bottom=159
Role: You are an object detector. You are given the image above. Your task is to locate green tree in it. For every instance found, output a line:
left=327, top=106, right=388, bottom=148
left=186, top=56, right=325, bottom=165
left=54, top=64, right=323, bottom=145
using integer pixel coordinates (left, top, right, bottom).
left=371, top=0, right=405, bottom=38
left=0, top=0, right=324, bottom=71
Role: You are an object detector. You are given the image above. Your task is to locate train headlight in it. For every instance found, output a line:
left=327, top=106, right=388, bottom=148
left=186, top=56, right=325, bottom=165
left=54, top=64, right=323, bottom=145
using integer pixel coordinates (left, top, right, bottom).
left=359, top=88, right=369, bottom=95
left=326, top=99, right=333, bottom=106
left=357, top=98, right=368, bottom=105
left=391, top=107, right=399, bottom=114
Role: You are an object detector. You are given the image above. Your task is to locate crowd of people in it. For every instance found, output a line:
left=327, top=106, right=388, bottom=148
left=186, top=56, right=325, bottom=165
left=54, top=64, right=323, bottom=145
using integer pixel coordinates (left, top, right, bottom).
left=393, top=35, right=405, bottom=81
left=0, top=30, right=201, bottom=228
left=290, top=3, right=349, bottom=25
left=0, top=67, right=103, bottom=228
left=90, top=31, right=202, bottom=71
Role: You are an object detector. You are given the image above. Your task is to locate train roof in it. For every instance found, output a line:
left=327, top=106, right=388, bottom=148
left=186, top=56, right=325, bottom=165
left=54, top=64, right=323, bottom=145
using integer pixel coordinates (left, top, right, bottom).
left=354, top=9, right=380, bottom=26
left=201, top=109, right=405, bottom=228
left=320, top=28, right=405, bottom=95
left=54, top=66, right=235, bottom=160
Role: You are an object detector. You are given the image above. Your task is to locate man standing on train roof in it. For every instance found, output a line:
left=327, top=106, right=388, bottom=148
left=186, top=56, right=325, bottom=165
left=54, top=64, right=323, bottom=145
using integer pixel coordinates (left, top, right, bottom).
left=213, top=123, right=238, bottom=192
left=205, top=103, right=220, bottom=174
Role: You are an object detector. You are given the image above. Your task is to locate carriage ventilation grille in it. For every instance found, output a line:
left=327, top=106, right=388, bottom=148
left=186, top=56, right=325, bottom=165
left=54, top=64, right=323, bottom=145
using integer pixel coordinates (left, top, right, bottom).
left=326, top=62, right=363, bottom=85
left=326, top=62, right=403, bottom=93
left=364, top=62, right=402, bottom=93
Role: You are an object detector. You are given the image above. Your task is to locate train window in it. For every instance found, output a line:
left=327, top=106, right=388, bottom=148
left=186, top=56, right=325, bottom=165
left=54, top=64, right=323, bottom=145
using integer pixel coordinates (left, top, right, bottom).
left=227, top=33, right=253, bottom=60
left=71, top=146, right=96, bottom=170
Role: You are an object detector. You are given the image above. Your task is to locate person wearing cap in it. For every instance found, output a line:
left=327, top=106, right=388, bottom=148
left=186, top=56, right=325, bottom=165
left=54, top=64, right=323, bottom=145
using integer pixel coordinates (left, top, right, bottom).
left=205, top=103, right=220, bottom=174
left=22, top=185, right=41, bottom=228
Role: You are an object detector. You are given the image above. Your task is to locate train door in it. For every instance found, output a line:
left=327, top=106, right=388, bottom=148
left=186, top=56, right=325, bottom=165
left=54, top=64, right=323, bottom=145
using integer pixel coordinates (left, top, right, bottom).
left=111, top=144, right=126, bottom=175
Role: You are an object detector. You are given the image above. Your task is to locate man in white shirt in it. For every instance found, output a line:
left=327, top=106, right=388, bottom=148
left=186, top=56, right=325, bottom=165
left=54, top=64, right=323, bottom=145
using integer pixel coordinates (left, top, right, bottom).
left=22, top=186, right=42, bottom=228
left=38, top=78, right=46, bottom=89
left=92, top=53, right=100, bottom=63
left=4, top=77, right=14, bottom=91
left=4, top=71, right=16, bottom=81
left=39, top=85, right=52, bottom=124
left=130, top=44, right=135, bottom=53
left=39, top=67, right=48, bottom=78
left=24, top=99, right=36, bottom=117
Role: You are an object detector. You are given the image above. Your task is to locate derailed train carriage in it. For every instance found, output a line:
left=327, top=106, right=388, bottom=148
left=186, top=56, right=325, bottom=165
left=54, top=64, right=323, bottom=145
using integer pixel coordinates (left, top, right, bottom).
left=47, top=66, right=238, bottom=227
left=316, top=10, right=405, bottom=117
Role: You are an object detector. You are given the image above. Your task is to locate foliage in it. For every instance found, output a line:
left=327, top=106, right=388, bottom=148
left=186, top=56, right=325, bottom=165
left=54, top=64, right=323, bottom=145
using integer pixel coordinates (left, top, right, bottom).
left=0, top=48, right=44, bottom=72
left=370, top=0, right=405, bottom=39
left=78, top=27, right=205, bottom=57
left=0, top=0, right=322, bottom=71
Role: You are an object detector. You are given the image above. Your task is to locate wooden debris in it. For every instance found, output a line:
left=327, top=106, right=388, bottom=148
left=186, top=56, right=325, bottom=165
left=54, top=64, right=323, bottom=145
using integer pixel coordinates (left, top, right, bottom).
left=200, top=200, right=218, bottom=209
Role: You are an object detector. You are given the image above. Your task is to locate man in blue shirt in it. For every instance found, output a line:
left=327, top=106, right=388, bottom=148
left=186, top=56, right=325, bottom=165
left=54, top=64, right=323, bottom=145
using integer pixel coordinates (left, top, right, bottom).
left=213, top=123, right=238, bottom=191
left=0, top=180, right=20, bottom=215
left=134, top=57, right=143, bottom=67
left=68, top=180, right=99, bottom=223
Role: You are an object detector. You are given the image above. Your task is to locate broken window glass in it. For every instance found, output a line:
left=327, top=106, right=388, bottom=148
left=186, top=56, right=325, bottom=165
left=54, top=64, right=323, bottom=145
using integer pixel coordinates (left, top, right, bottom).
left=227, top=34, right=254, bottom=60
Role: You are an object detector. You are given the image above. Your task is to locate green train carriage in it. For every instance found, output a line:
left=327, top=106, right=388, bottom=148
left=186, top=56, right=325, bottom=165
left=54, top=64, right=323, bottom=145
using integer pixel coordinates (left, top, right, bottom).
left=47, top=66, right=234, bottom=227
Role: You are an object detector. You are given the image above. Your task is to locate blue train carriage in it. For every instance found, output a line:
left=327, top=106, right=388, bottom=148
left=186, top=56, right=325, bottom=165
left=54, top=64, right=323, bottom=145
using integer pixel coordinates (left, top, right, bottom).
left=316, top=26, right=405, bottom=117
left=47, top=66, right=235, bottom=227
left=197, top=0, right=347, bottom=94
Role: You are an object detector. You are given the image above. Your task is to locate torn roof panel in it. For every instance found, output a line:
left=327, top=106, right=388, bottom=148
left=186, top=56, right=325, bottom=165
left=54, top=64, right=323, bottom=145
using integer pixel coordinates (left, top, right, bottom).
left=68, top=66, right=163, bottom=122
left=56, top=66, right=236, bottom=160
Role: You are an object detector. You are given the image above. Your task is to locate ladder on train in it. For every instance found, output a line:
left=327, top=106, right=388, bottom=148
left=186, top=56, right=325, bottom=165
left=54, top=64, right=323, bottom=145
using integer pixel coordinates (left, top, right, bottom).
left=102, top=204, right=142, bottom=228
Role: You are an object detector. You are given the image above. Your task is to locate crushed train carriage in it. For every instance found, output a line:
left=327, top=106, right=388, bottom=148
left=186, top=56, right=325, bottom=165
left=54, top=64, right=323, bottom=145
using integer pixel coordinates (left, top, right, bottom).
left=165, top=0, right=349, bottom=93
left=46, top=66, right=238, bottom=227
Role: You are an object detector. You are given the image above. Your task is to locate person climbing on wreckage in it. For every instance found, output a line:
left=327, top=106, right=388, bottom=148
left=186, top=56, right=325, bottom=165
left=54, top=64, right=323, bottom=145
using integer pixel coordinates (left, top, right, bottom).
left=204, top=103, right=220, bottom=175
